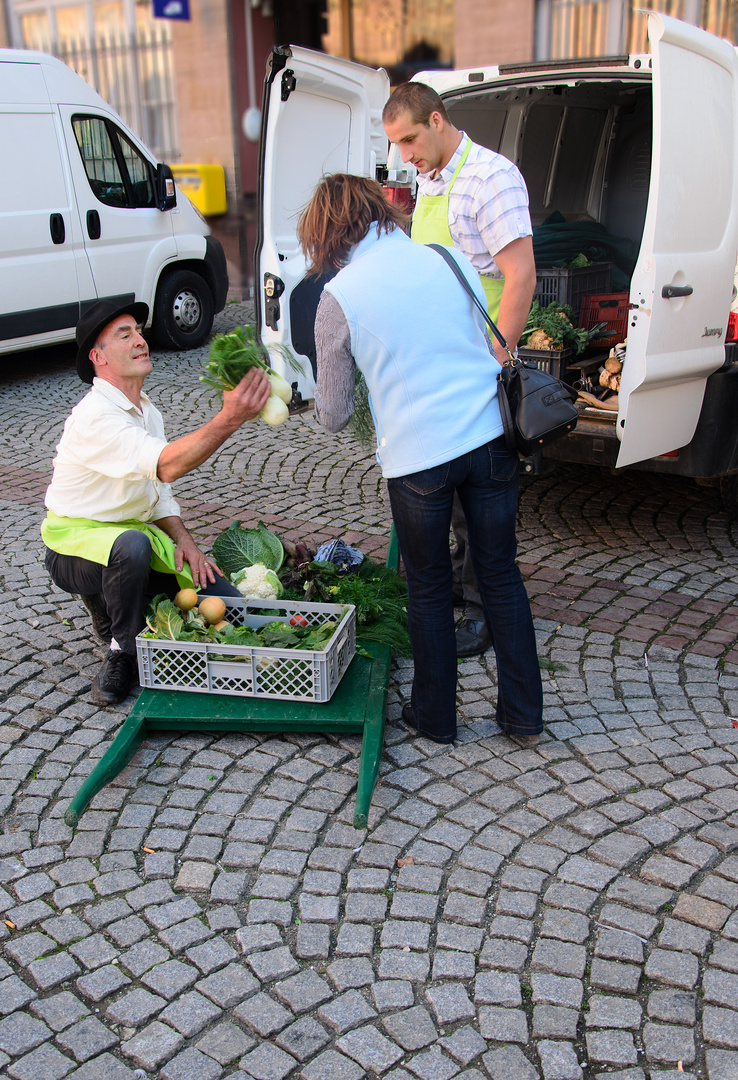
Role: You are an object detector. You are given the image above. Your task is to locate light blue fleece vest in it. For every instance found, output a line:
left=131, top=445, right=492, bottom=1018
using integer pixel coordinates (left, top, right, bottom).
left=324, top=227, right=504, bottom=478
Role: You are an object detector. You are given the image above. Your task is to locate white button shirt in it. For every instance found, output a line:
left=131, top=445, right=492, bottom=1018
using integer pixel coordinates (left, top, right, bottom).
left=45, top=378, right=180, bottom=523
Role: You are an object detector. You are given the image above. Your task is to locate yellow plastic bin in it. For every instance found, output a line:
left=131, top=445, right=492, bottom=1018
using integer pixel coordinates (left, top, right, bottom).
left=171, top=164, right=227, bottom=217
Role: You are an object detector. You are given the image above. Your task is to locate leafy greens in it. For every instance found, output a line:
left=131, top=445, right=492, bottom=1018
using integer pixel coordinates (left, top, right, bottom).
left=211, top=521, right=284, bottom=578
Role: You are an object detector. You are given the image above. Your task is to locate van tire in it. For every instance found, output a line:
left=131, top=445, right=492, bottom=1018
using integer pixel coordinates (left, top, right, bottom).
left=153, top=270, right=214, bottom=350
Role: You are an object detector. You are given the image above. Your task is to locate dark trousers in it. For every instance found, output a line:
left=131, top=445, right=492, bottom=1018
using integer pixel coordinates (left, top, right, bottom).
left=45, top=530, right=239, bottom=654
left=451, top=493, right=484, bottom=620
left=387, top=436, right=543, bottom=742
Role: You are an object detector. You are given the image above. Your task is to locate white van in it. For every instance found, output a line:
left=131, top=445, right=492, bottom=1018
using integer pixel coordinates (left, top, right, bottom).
left=0, top=49, right=228, bottom=353
left=255, top=13, right=738, bottom=513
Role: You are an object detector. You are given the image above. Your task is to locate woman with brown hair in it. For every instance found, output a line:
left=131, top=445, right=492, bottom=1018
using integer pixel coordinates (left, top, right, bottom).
left=298, top=173, right=542, bottom=746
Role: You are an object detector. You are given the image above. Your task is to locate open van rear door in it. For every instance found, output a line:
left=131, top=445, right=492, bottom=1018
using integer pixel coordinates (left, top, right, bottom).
left=617, top=13, right=738, bottom=467
left=256, top=46, right=389, bottom=396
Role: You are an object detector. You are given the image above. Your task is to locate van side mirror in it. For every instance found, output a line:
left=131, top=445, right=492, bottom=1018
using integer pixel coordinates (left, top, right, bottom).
left=156, top=163, right=177, bottom=211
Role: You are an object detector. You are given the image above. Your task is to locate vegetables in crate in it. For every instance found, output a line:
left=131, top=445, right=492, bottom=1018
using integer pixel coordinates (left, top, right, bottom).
left=521, top=301, right=605, bottom=355
left=211, top=521, right=284, bottom=579
left=201, top=324, right=302, bottom=427
left=233, top=564, right=284, bottom=600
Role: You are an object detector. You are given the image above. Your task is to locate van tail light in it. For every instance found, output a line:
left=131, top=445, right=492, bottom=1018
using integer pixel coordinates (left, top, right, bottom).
left=726, top=311, right=738, bottom=343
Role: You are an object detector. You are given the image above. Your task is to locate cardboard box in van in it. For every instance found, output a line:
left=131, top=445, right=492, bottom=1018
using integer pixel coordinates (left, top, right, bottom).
left=254, top=14, right=738, bottom=514
left=0, top=49, right=228, bottom=354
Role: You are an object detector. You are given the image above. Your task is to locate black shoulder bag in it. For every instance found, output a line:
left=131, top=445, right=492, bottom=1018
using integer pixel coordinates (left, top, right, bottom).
left=429, top=243, right=579, bottom=456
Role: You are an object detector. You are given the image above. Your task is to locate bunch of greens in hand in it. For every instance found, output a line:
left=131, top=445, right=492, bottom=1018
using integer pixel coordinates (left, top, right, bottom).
left=201, top=324, right=303, bottom=426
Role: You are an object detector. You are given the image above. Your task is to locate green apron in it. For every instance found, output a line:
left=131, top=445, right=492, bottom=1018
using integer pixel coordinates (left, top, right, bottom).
left=410, top=138, right=504, bottom=322
left=41, top=512, right=196, bottom=590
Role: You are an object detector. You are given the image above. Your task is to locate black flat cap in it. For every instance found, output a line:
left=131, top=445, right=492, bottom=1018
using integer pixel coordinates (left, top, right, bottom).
left=76, top=299, right=149, bottom=383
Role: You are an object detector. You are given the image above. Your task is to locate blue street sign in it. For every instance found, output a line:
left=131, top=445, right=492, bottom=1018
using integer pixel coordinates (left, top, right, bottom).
left=153, top=0, right=190, bottom=20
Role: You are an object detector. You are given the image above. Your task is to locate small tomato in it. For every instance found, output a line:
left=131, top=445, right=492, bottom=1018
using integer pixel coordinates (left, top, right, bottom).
left=290, top=614, right=308, bottom=627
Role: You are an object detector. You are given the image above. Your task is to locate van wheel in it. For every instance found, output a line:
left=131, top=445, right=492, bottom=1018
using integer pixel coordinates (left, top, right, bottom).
left=720, top=474, right=738, bottom=520
left=153, top=270, right=214, bottom=350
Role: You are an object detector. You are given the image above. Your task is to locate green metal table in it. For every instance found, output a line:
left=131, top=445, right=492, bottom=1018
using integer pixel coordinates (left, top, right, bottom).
left=64, top=529, right=399, bottom=831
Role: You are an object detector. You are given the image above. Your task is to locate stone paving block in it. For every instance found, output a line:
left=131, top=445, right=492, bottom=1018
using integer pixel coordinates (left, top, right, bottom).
left=378, top=949, right=430, bottom=982
left=29, top=992, right=89, bottom=1033
left=372, top=981, right=414, bottom=1013
left=658, top=917, right=711, bottom=954
left=65, top=1050, right=138, bottom=1078
left=540, top=909, right=590, bottom=944
left=532, top=1005, right=579, bottom=1039
left=299, top=1048, right=366, bottom=1080
left=159, top=989, right=222, bottom=1037
left=273, top=968, right=333, bottom=1014
left=0, top=1011, right=53, bottom=1055
left=482, top=1044, right=539, bottom=1080
left=28, top=951, right=82, bottom=991
left=6, top=1042, right=76, bottom=1080
left=185, top=936, right=237, bottom=974
left=474, top=970, right=522, bottom=1006
left=336, top=1024, right=404, bottom=1073
left=589, top=959, right=641, bottom=995
left=5, top=930, right=56, bottom=966
left=105, top=987, right=166, bottom=1026
left=233, top=991, right=293, bottom=1037
left=538, top=1040, right=583, bottom=1080
left=118, top=939, right=170, bottom=978
left=671, top=892, right=731, bottom=930
left=55, top=1016, right=118, bottom=1063
left=586, top=1030, right=638, bottom=1065
left=647, top=989, right=697, bottom=1025
left=479, top=937, right=528, bottom=971
left=587, top=994, right=642, bottom=1029
left=120, top=1020, right=184, bottom=1071
left=196, top=962, right=260, bottom=1008
left=704, top=969, right=738, bottom=1008
left=68, top=933, right=119, bottom=970
left=381, top=1005, right=437, bottom=1050
left=595, top=927, right=644, bottom=964
left=531, top=939, right=587, bottom=978
left=140, top=959, right=198, bottom=999
left=159, top=1046, right=223, bottom=1080
left=605, top=877, right=674, bottom=912
left=326, top=956, right=376, bottom=992
left=704, top=1006, right=738, bottom=1049
left=644, top=948, right=699, bottom=989
left=274, top=1015, right=331, bottom=1062
left=195, top=1020, right=255, bottom=1064
left=478, top=1006, right=529, bottom=1043
left=425, top=983, right=475, bottom=1024
left=640, top=855, right=698, bottom=889
left=531, top=973, right=584, bottom=1009
left=705, top=1048, right=738, bottom=1080
left=643, top=1022, right=696, bottom=1064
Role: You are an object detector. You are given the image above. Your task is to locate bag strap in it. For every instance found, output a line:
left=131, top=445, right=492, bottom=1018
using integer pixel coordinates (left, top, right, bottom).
left=428, top=243, right=517, bottom=364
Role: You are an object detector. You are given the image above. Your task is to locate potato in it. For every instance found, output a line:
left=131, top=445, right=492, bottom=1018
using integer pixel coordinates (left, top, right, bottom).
left=198, top=596, right=227, bottom=625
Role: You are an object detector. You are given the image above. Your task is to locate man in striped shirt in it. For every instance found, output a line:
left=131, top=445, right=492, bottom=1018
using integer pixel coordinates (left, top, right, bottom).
left=384, top=83, right=537, bottom=657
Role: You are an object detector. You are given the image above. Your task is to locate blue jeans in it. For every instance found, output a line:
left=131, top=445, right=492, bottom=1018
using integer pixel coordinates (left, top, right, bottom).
left=387, top=436, right=543, bottom=742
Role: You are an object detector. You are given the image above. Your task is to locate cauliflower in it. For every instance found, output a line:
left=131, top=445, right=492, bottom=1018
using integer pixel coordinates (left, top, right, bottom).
left=232, top=563, right=284, bottom=600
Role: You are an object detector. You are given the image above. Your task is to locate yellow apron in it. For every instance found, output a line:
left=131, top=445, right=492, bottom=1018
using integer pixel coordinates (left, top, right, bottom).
left=411, top=138, right=504, bottom=322
left=41, top=512, right=195, bottom=590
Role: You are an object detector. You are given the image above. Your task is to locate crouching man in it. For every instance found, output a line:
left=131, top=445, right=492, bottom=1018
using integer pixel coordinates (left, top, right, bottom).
left=42, top=299, right=270, bottom=707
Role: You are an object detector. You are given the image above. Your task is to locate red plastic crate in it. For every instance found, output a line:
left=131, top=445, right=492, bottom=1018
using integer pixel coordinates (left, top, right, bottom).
left=579, top=292, right=630, bottom=349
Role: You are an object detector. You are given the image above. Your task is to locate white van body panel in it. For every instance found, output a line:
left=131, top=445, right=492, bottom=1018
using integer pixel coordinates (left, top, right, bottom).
left=616, top=13, right=738, bottom=466
left=257, top=47, right=390, bottom=395
left=57, top=103, right=178, bottom=304
left=0, top=48, right=223, bottom=355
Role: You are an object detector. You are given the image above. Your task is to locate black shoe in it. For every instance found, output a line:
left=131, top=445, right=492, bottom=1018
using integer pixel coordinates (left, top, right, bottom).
left=79, top=593, right=112, bottom=646
left=92, top=651, right=138, bottom=707
left=401, top=703, right=455, bottom=745
left=456, top=618, right=491, bottom=658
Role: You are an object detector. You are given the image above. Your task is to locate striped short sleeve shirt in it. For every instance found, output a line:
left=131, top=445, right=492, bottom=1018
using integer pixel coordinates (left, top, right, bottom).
left=415, top=132, right=532, bottom=279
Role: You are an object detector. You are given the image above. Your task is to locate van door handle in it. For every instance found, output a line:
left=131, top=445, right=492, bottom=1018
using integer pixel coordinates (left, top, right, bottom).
left=87, top=209, right=101, bottom=240
left=662, top=284, right=693, bottom=298
left=50, top=213, right=66, bottom=245
left=264, top=273, right=285, bottom=330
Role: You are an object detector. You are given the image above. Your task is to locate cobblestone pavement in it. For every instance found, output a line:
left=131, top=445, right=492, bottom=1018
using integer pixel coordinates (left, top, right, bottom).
left=1, top=301, right=738, bottom=1080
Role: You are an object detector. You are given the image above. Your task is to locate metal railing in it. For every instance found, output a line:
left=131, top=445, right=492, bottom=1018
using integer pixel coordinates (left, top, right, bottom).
left=38, top=24, right=179, bottom=162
